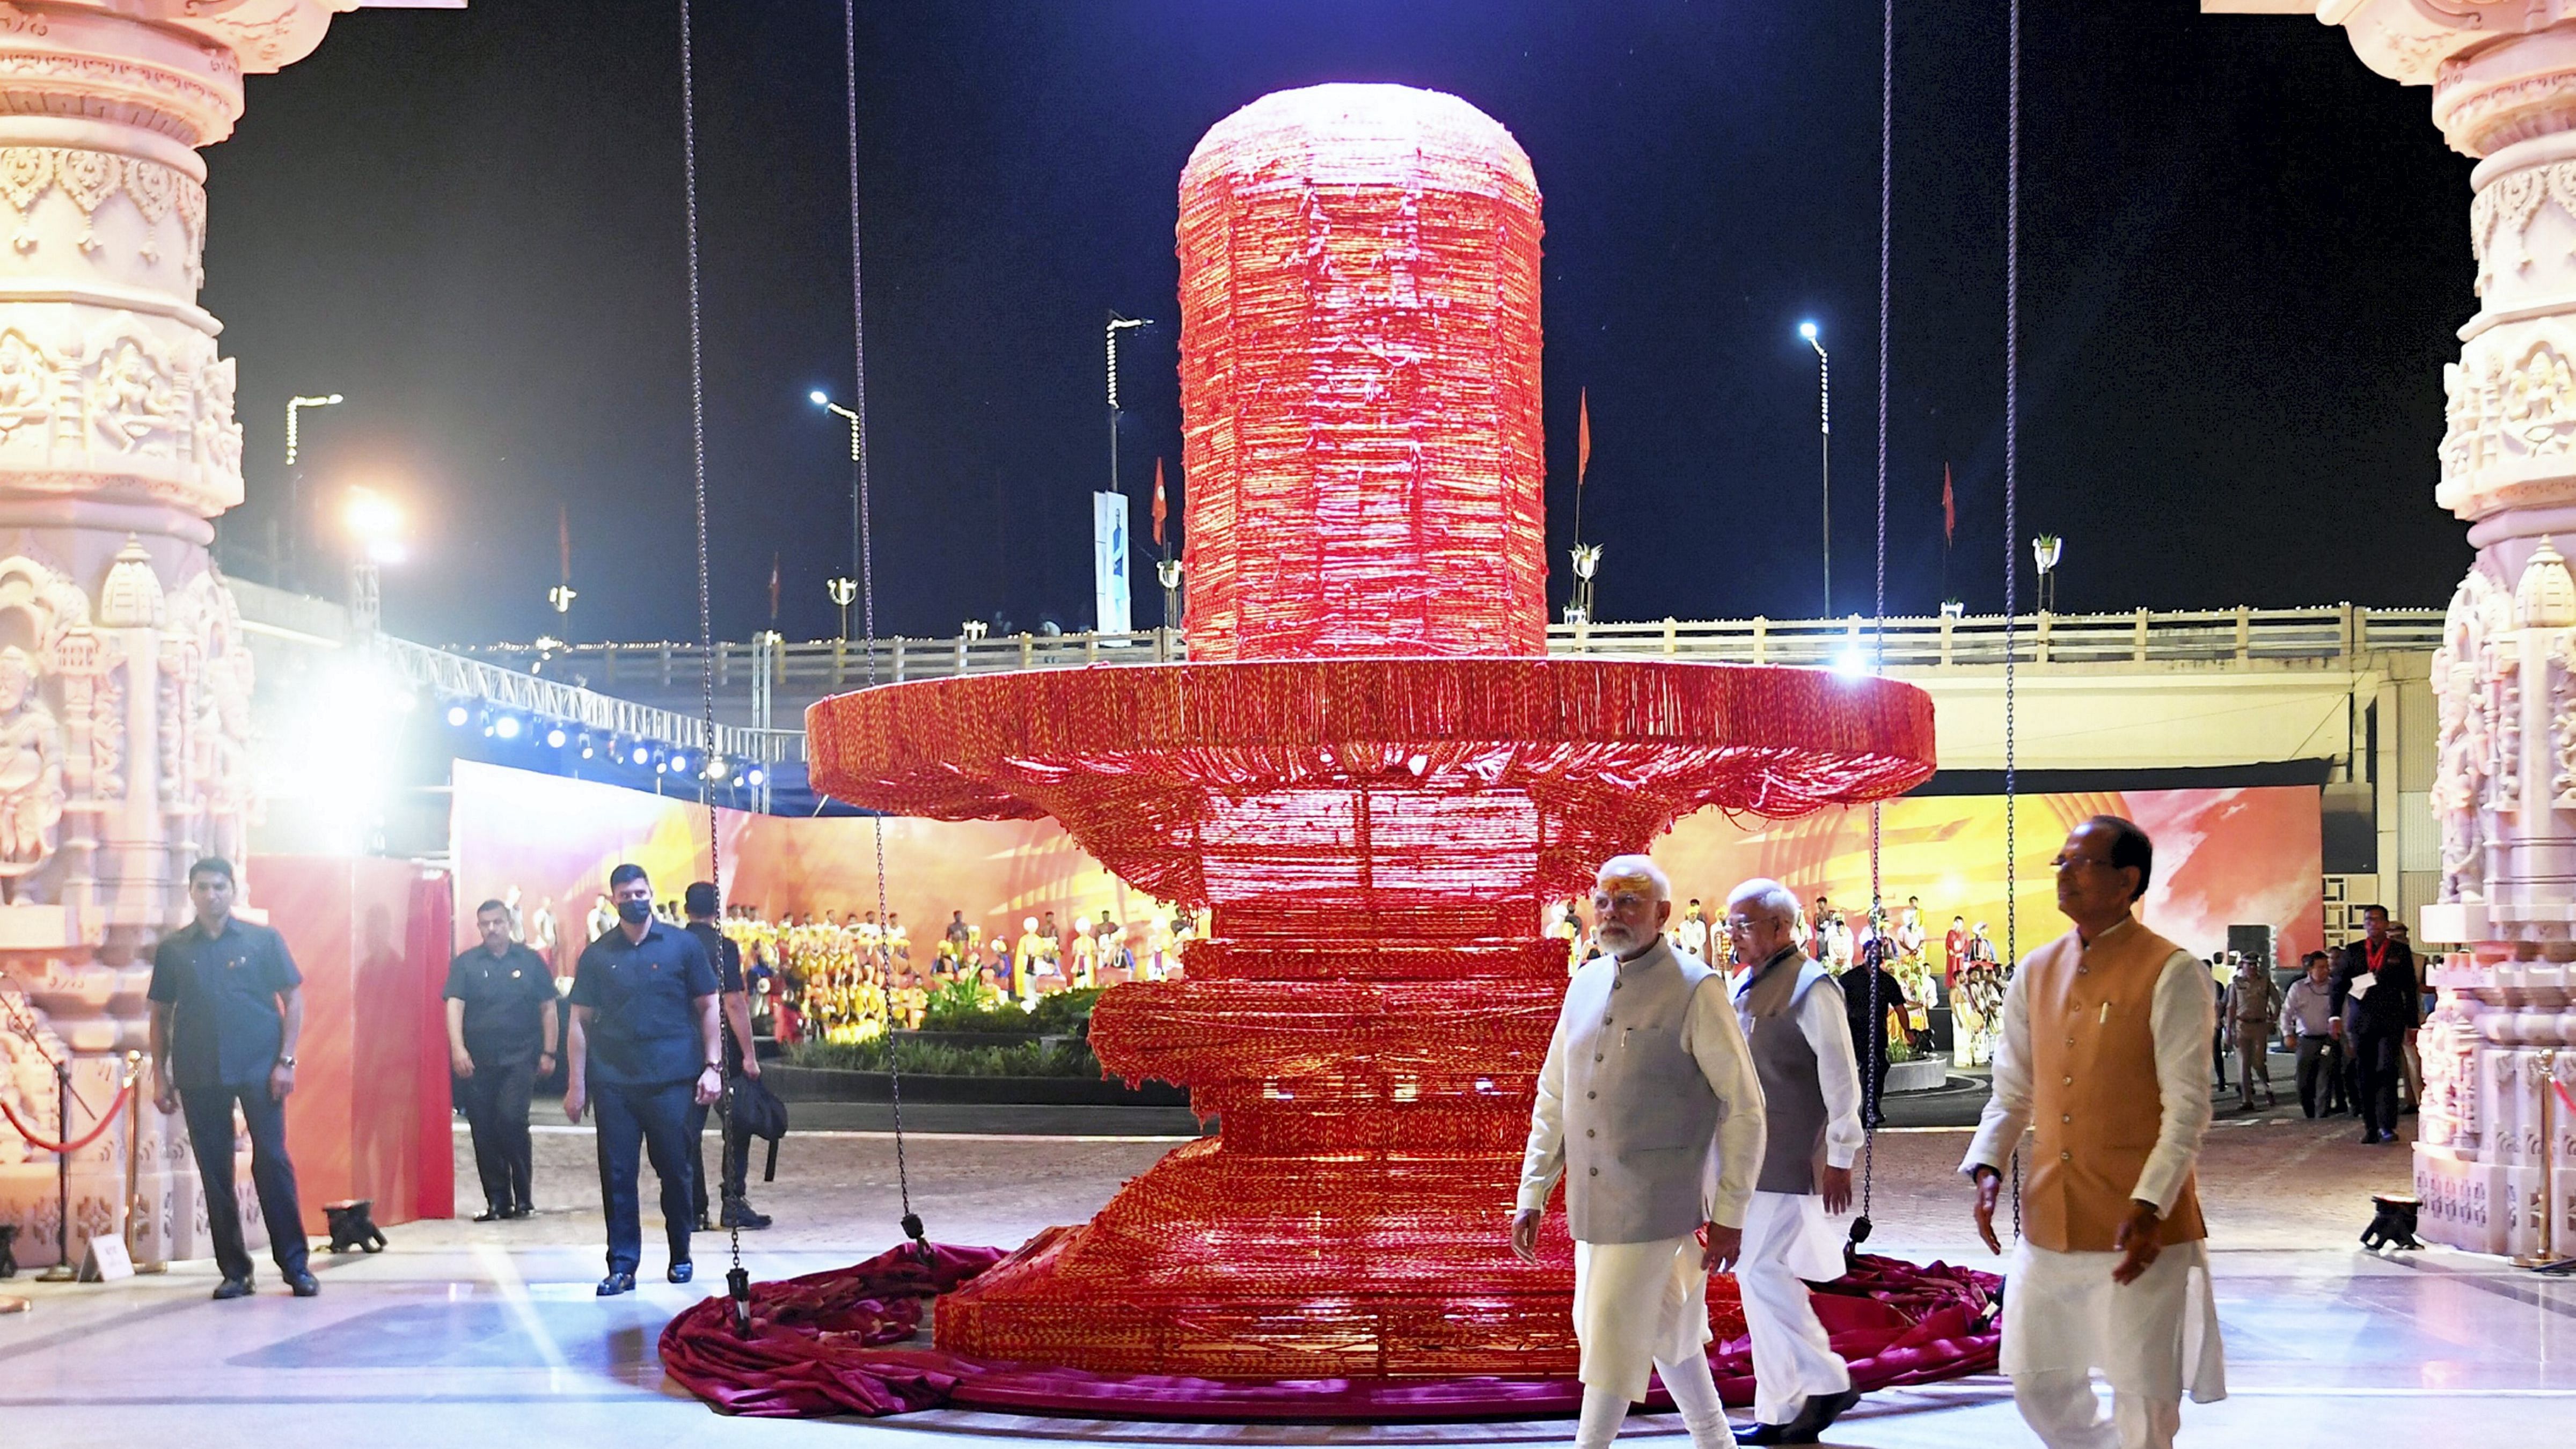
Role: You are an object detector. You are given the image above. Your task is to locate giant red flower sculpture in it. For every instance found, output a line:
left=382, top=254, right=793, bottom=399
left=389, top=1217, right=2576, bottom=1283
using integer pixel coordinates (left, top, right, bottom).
left=807, top=84, right=1935, bottom=1379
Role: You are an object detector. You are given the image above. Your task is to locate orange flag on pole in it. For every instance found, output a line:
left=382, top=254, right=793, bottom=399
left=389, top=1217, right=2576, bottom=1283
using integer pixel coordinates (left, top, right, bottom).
left=1577, top=389, right=1592, bottom=487
left=1152, top=457, right=1168, bottom=546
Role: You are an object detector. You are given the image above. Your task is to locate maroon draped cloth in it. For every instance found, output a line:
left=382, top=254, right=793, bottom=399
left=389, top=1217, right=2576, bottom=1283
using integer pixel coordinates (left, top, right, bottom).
left=660, top=1244, right=2002, bottom=1421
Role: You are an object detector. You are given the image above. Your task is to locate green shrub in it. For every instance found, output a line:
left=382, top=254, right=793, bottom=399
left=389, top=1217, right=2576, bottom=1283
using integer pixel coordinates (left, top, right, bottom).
left=784, top=1035, right=1101, bottom=1078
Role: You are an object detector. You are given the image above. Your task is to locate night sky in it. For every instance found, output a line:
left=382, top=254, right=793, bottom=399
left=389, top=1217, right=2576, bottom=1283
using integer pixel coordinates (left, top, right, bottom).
left=201, top=2, right=2471, bottom=647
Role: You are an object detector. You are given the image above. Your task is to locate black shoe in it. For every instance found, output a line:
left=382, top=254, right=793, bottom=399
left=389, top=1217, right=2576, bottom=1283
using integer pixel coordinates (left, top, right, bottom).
left=596, top=1272, right=636, bottom=1296
left=693, top=1215, right=715, bottom=1233
left=1802, top=1387, right=1864, bottom=1433
left=721, top=1199, right=772, bottom=1231
left=2360, top=1129, right=2381, bottom=1143
left=503, top=1204, right=533, bottom=1220
left=668, top=1261, right=693, bottom=1284
left=1735, top=1423, right=1806, bottom=1446
left=286, top=1270, right=319, bottom=1298
left=472, top=1205, right=505, bottom=1223
left=211, top=1276, right=253, bottom=1301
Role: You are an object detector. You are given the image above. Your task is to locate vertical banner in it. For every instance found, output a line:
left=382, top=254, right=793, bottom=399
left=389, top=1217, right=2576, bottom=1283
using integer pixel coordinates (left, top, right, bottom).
left=1093, top=490, right=1132, bottom=634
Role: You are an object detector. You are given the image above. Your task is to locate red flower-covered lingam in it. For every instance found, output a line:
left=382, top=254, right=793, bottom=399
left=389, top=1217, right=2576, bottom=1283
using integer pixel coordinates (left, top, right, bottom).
left=807, top=84, right=1934, bottom=1379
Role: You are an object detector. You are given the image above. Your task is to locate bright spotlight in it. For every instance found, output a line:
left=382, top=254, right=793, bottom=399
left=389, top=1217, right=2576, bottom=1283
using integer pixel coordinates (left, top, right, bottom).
left=707, top=757, right=729, bottom=780
left=808, top=390, right=829, bottom=406
left=1833, top=647, right=1870, bottom=679
left=544, top=726, right=567, bottom=749
left=578, top=733, right=595, bottom=759
left=1797, top=321, right=1818, bottom=341
left=444, top=704, right=469, bottom=728
left=669, top=752, right=689, bottom=775
left=493, top=715, right=522, bottom=741
left=743, top=767, right=766, bottom=788
left=631, top=746, right=650, bottom=766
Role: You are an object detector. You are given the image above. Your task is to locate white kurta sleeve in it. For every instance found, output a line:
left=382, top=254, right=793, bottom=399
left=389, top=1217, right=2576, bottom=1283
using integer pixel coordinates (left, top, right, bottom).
left=2132, top=949, right=2216, bottom=1214
left=1962, top=952, right=2035, bottom=1176
left=1799, top=976, right=1867, bottom=1170
left=1516, top=1010, right=1570, bottom=1213
left=1683, top=976, right=1768, bottom=1230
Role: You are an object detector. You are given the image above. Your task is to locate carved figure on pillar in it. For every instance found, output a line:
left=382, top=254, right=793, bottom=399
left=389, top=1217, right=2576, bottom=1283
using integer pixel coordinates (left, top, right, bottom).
left=0, top=2, right=392, bottom=1270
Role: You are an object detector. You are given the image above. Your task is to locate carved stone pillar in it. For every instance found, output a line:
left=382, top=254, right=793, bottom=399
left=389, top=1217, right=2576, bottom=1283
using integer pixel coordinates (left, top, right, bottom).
left=2219, top=0, right=2576, bottom=1254
left=0, top=2, right=384, bottom=1271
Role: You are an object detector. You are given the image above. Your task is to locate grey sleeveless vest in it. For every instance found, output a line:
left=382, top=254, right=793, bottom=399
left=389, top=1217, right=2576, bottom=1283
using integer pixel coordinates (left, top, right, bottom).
left=1557, top=939, right=1726, bottom=1243
left=1734, top=946, right=1838, bottom=1195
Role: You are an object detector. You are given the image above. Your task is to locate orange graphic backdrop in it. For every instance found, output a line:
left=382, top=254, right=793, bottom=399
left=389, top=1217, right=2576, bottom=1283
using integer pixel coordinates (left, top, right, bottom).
left=452, top=764, right=2319, bottom=969
left=448, top=762, right=1167, bottom=958
left=1650, top=786, right=2324, bottom=965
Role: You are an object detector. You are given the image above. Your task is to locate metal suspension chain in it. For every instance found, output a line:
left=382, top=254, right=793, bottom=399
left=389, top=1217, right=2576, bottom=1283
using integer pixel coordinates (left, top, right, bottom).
left=2004, top=0, right=2024, bottom=1242
left=1857, top=0, right=1893, bottom=1242
left=840, top=0, right=926, bottom=1265
left=671, top=0, right=750, bottom=1331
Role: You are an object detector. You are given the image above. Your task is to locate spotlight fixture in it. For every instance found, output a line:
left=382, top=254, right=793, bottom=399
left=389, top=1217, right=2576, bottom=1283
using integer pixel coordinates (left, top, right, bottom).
left=707, top=756, right=729, bottom=781
left=669, top=752, right=690, bottom=775
left=544, top=725, right=567, bottom=749
left=445, top=703, right=469, bottom=728
left=577, top=732, right=596, bottom=759
left=493, top=715, right=523, bottom=741
left=631, top=745, right=651, bottom=767
left=743, top=767, right=766, bottom=788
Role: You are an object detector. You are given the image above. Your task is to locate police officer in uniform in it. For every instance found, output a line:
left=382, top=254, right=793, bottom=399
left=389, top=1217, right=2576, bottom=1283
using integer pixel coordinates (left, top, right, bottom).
left=444, top=898, right=560, bottom=1221
left=565, top=862, right=722, bottom=1296
left=147, top=857, right=318, bottom=1300
left=680, top=881, right=769, bottom=1231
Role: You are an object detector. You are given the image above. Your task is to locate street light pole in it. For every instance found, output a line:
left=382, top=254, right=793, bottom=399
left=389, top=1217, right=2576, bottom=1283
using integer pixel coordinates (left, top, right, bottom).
left=1107, top=314, right=1148, bottom=503
left=284, top=392, right=342, bottom=591
left=809, top=390, right=865, bottom=615
left=1798, top=323, right=1830, bottom=617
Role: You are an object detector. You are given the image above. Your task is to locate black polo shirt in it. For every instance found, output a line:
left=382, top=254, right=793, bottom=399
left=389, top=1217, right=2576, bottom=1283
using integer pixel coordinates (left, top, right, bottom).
left=568, top=919, right=719, bottom=1088
left=443, top=942, right=558, bottom=1068
left=147, top=916, right=302, bottom=1090
left=684, top=921, right=745, bottom=993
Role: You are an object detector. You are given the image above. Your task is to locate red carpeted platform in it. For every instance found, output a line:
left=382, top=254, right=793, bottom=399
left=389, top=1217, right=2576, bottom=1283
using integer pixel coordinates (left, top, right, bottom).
left=660, top=1241, right=2002, bottom=1420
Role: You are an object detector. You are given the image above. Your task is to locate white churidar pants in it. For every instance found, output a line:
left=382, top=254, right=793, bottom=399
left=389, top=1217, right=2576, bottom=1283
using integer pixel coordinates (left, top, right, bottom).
left=1735, top=1190, right=1851, bottom=1426
left=2001, top=1238, right=2226, bottom=1449
left=1568, top=1235, right=1735, bottom=1447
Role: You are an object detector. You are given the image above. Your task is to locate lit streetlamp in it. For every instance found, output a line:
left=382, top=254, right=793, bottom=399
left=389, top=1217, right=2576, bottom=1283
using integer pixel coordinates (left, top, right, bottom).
left=827, top=575, right=858, bottom=640
left=1156, top=557, right=1184, bottom=636
left=1568, top=544, right=1603, bottom=626
left=284, top=392, right=343, bottom=590
left=2031, top=534, right=2063, bottom=613
left=809, top=389, right=865, bottom=625
left=342, top=486, right=405, bottom=634
left=1798, top=322, right=1830, bottom=617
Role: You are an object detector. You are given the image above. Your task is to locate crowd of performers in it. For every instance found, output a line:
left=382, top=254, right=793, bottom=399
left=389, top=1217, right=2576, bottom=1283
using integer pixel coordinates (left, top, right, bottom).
left=706, top=908, right=1194, bottom=1044
left=1545, top=892, right=2011, bottom=1067
left=1525, top=818, right=2223, bottom=1448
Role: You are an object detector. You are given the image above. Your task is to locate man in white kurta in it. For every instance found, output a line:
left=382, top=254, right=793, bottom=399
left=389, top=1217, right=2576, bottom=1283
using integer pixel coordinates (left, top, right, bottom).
left=1515, top=855, right=1766, bottom=1449
left=1722, top=879, right=1866, bottom=1444
left=1962, top=817, right=2226, bottom=1449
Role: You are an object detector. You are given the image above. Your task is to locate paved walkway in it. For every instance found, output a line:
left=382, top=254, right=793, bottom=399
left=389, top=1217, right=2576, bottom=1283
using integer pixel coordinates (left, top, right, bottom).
left=0, top=1111, right=2549, bottom=1447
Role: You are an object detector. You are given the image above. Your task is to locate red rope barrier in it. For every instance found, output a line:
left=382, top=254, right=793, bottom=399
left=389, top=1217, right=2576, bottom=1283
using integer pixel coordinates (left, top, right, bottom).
left=0, top=1082, right=129, bottom=1155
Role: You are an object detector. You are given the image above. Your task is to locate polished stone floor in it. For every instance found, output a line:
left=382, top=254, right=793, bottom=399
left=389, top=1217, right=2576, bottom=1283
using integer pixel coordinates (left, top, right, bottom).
left=0, top=1114, right=2563, bottom=1446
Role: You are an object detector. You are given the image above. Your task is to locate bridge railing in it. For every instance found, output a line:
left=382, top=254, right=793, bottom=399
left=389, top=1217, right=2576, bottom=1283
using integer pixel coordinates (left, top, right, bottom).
left=451, top=604, right=2445, bottom=690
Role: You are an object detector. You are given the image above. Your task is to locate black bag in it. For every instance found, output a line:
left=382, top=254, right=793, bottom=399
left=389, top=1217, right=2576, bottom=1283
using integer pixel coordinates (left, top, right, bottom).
left=727, top=1071, right=789, bottom=1182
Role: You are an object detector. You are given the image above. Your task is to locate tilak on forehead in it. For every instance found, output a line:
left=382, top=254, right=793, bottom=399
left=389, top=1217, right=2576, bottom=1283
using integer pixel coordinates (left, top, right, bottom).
left=1596, top=870, right=1659, bottom=895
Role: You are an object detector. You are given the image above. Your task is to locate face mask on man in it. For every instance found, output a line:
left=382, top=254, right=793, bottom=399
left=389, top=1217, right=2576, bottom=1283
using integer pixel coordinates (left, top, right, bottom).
left=617, top=898, right=652, bottom=925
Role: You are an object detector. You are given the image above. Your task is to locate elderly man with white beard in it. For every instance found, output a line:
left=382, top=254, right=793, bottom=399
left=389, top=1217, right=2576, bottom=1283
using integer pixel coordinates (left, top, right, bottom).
left=1513, top=855, right=1767, bottom=1449
left=1721, top=877, right=1865, bottom=1444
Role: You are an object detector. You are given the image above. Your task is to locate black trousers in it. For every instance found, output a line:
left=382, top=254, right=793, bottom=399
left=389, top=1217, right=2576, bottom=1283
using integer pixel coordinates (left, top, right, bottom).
left=2294, top=1036, right=2344, bottom=1117
left=179, top=1082, right=308, bottom=1283
left=592, top=1079, right=694, bottom=1274
left=684, top=1096, right=748, bottom=1222
left=2354, top=1029, right=2405, bottom=1138
left=458, top=1058, right=537, bottom=1212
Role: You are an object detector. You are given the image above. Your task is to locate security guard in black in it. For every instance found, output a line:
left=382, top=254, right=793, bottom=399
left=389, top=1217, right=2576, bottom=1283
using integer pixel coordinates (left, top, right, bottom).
left=444, top=899, right=559, bottom=1220
left=146, top=859, right=313, bottom=1298
left=566, top=866, right=720, bottom=1294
